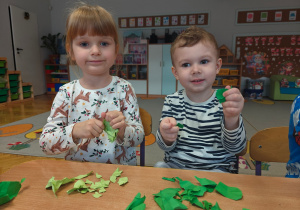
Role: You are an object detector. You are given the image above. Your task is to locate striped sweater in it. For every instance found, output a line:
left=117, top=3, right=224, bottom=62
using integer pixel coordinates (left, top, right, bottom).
left=156, top=89, right=247, bottom=173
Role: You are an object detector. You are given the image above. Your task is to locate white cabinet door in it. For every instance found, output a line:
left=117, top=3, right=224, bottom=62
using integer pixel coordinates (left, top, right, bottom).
left=162, top=44, right=176, bottom=95
left=148, top=45, right=162, bottom=95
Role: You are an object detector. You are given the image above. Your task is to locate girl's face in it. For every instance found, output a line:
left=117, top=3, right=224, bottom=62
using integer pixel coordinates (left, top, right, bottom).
left=172, top=41, right=222, bottom=102
left=71, top=33, right=117, bottom=77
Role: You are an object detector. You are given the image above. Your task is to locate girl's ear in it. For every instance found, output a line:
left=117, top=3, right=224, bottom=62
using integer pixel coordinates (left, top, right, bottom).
left=216, top=58, right=222, bottom=74
left=172, top=66, right=179, bottom=80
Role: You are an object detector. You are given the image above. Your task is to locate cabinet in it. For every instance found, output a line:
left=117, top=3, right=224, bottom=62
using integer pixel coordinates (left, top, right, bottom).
left=44, top=60, right=70, bottom=94
left=110, top=42, right=148, bottom=96
left=214, top=45, right=242, bottom=90
left=148, top=44, right=176, bottom=96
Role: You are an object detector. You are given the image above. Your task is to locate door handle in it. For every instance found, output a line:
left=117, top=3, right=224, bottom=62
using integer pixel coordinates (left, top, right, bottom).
left=17, top=48, right=23, bottom=54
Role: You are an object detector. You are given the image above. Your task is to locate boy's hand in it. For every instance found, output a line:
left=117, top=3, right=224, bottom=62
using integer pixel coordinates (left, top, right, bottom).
left=72, top=118, right=104, bottom=141
left=160, top=117, right=179, bottom=146
left=222, top=86, right=244, bottom=130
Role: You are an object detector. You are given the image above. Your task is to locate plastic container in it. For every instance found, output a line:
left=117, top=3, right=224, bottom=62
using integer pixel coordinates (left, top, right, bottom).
left=218, top=68, right=229, bottom=75
left=0, top=60, right=6, bottom=68
left=229, top=70, right=239, bottom=75
left=10, top=87, right=19, bottom=94
left=222, top=79, right=238, bottom=86
left=0, top=88, right=9, bottom=95
left=23, top=91, right=31, bottom=98
left=22, top=85, right=31, bottom=92
left=0, top=68, right=7, bottom=75
left=11, top=93, right=19, bottom=100
left=0, top=77, right=7, bottom=88
left=9, top=74, right=19, bottom=81
left=0, top=95, right=8, bottom=103
left=9, top=81, right=19, bottom=88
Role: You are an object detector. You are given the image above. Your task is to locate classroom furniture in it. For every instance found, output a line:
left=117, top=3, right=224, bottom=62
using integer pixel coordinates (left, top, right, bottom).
left=249, top=126, right=290, bottom=176
left=1, top=159, right=299, bottom=209
left=269, top=74, right=300, bottom=100
left=139, top=107, right=152, bottom=166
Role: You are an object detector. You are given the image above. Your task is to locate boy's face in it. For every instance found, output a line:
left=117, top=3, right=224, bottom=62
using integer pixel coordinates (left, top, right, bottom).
left=172, top=41, right=222, bottom=102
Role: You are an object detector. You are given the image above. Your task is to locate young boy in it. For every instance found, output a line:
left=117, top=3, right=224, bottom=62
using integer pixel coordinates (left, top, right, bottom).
left=155, top=26, right=247, bottom=173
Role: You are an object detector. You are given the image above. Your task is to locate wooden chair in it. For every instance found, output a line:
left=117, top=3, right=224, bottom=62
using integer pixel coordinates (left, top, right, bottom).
left=249, top=127, right=290, bottom=176
left=139, top=107, right=152, bottom=166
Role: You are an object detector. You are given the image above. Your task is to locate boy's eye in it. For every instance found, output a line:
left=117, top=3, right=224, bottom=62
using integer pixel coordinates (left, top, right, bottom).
left=79, top=42, right=88, bottom=47
left=182, top=63, right=190, bottom=67
left=200, top=59, right=209, bottom=64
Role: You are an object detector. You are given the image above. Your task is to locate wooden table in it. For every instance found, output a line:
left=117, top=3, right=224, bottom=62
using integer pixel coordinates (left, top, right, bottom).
left=0, top=160, right=299, bottom=209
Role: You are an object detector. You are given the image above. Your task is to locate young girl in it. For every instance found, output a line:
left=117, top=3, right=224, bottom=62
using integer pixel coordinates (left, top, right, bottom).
left=39, top=4, right=144, bottom=165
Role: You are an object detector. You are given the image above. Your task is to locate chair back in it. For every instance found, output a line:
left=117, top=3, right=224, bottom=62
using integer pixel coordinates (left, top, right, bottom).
left=139, top=107, right=152, bottom=166
left=249, top=126, right=290, bottom=175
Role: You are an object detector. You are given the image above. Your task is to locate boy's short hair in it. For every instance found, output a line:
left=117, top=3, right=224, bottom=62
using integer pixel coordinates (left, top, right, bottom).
left=66, top=3, right=119, bottom=64
left=170, top=26, right=219, bottom=65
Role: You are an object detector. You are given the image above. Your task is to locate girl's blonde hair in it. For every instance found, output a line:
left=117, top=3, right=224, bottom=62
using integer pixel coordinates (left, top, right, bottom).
left=66, top=3, right=119, bottom=65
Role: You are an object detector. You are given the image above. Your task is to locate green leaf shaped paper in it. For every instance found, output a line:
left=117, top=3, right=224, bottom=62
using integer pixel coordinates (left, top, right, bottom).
left=216, top=88, right=228, bottom=103
left=103, top=119, right=119, bottom=142
left=215, top=182, right=243, bottom=200
left=0, top=178, right=25, bottom=205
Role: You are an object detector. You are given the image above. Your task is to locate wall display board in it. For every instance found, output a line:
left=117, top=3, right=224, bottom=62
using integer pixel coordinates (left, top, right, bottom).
left=235, top=34, right=300, bottom=79
left=118, top=13, right=209, bottom=28
left=237, top=8, right=300, bottom=24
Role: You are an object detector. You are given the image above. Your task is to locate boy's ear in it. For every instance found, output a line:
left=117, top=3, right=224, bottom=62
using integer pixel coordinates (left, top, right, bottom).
left=216, top=58, right=222, bottom=74
left=172, top=66, right=179, bottom=80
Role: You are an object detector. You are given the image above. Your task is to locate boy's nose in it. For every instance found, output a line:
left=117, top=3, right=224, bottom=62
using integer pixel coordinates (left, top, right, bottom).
left=191, top=64, right=201, bottom=74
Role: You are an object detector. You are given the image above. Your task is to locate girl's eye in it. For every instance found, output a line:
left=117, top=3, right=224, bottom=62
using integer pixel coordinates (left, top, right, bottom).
left=200, top=60, right=209, bottom=64
left=100, top=42, right=109, bottom=47
left=182, top=63, right=190, bottom=67
left=80, top=42, right=88, bottom=47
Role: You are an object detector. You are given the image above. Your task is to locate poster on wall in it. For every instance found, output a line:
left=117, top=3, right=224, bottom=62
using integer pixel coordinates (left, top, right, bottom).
left=235, top=34, right=300, bottom=79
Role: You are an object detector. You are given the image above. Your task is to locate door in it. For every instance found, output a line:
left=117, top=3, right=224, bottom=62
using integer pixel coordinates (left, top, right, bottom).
left=9, top=5, right=45, bottom=95
left=148, top=45, right=162, bottom=95
left=161, top=44, right=176, bottom=95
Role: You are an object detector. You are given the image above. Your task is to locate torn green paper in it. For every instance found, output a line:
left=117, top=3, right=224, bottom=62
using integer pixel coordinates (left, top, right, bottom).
left=215, top=182, right=243, bottom=200
left=0, top=178, right=25, bottom=205
left=162, top=177, right=176, bottom=182
left=93, top=192, right=102, bottom=198
left=110, top=168, right=123, bottom=183
left=67, top=180, right=89, bottom=194
left=126, top=192, right=146, bottom=210
left=154, top=188, right=187, bottom=210
left=103, top=119, right=119, bottom=142
left=194, top=177, right=217, bottom=193
left=45, top=171, right=93, bottom=196
left=118, top=177, right=128, bottom=186
left=216, top=88, right=228, bottom=103
left=176, top=123, right=184, bottom=128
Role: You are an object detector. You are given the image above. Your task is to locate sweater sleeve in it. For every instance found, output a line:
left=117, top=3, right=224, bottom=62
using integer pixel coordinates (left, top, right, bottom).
left=39, top=86, right=77, bottom=155
left=118, top=83, right=144, bottom=147
left=221, top=114, right=247, bottom=154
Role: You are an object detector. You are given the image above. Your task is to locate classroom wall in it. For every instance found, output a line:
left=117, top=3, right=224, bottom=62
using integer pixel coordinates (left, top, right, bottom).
left=0, top=0, right=51, bottom=71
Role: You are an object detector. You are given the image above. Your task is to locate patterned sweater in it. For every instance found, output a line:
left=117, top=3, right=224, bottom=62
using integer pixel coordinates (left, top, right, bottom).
left=156, top=89, right=247, bottom=173
left=40, top=76, right=144, bottom=165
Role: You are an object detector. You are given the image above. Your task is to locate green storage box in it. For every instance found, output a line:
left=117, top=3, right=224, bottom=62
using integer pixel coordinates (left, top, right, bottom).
left=10, top=87, right=18, bottom=94
left=23, top=91, right=31, bottom=98
left=9, top=81, right=19, bottom=88
left=9, top=74, right=19, bottom=81
left=0, top=88, right=9, bottom=96
left=0, top=68, right=7, bottom=75
left=0, top=60, right=6, bottom=68
left=0, top=95, right=8, bottom=103
left=11, top=93, right=19, bottom=100
left=23, top=85, right=31, bottom=92
left=0, top=81, right=7, bottom=88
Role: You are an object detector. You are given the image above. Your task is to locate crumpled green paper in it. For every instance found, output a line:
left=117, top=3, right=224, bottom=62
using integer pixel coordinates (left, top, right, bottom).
left=110, top=168, right=123, bottom=183
left=0, top=178, right=25, bottom=205
left=194, top=177, right=217, bottom=193
left=153, top=188, right=187, bottom=210
left=126, top=192, right=146, bottom=210
left=104, top=119, right=119, bottom=142
left=216, top=88, right=228, bottom=103
left=215, top=182, right=243, bottom=200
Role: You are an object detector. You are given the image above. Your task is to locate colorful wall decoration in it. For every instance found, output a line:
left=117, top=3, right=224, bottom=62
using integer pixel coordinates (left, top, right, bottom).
left=118, top=13, right=209, bottom=28
left=235, top=34, right=300, bottom=79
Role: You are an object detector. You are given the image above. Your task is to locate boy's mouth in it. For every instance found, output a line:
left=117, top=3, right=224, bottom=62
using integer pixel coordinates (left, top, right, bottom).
left=191, top=79, right=204, bottom=84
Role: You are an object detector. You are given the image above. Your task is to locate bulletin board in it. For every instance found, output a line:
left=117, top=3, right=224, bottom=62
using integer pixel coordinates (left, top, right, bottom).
left=118, top=13, right=209, bottom=28
left=235, top=34, right=300, bottom=79
left=237, top=8, right=300, bottom=24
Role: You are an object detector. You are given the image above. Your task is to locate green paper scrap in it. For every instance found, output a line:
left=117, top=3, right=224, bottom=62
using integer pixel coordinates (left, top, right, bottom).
left=162, top=177, right=176, bottom=182
left=202, top=200, right=213, bottom=210
left=103, top=119, right=119, bottom=142
left=215, top=182, right=243, bottom=200
left=216, top=88, right=228, bottom=103
left=176, top=123, right=184, bottom=128
left=153, top=188, right=187, bottom=210
left=90, top=179, right=110, bottom=190
left=67, top=180, right=89, bottom=194
left=0, top=178, right=25, bottom=205
left=110, top=168, right=123, bottom=183
left=118, top=177, right=128, bottom=186
left=96, top=173, right=102, bottom=179
left=195, top=177, right=217, bottom=193
left=93, top=192, right=102, bottom=198
left=211, top=202, right=222, bottom=210
left=126, top=192, right=146, bottom=210
left=45, top=171, right=93, bottom=196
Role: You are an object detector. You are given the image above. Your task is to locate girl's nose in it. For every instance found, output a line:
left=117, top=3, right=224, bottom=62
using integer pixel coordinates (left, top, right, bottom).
left=91, top=44, right=101, bottom=55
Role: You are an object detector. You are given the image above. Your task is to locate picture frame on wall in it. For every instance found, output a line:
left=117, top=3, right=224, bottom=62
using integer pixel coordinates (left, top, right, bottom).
left=189, top=15, right=196, bottom=24
left=129, top=18, right=136, bottom=27
left=180, top=15, right=187, bottom=25
left=198, top=14, right=205, bottom=24
left=275, top=11, right=282, bottom=21
left=289, top=11, right=297, bottom=20
left=172, top=16, right=178, bottom=25
left=121, top=18, right=127, bottom=28
left=146, top=17, right=152, bottom=26
left=137, top=18, right=144, bottom=27
left=247, top=12, right=254, bottom=22
left=155, top=17, right=161, bottom=26
left=163, top=16, right=169, bottom=26
left=260, top=12, right=268, bottom=21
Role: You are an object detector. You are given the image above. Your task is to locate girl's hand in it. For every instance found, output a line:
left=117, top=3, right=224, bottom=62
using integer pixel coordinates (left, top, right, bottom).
left=160, top=117, right=179, bottom=146
left=222, top=86, right=244, bottom=130
left=72, top=119, right=104, bottom=141
left=103, top=110, right=126, bottom=140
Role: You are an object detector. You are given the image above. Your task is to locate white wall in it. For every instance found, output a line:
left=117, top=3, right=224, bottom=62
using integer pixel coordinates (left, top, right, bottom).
left=0, top=0, right=51, bottom=71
